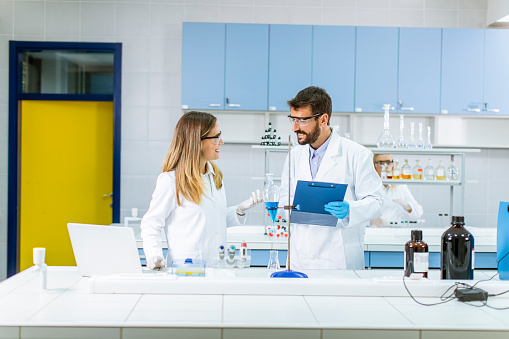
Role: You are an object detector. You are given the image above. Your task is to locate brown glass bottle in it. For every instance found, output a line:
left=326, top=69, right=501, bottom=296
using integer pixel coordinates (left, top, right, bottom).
left=404, top=230, right=429, bottom=278
left=441, top=216, right=474, bottom=280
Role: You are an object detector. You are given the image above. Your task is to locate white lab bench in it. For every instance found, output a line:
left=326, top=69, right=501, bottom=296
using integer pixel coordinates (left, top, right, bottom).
left=1, top=266, right=509, bottom=339
left=132, top=226, right=497, bottom=268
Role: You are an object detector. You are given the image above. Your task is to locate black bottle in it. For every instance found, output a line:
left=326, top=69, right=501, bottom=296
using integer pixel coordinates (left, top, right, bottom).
left=404, top=230, right=429, bottom=278
left=441, top=216, right=474, bottom=280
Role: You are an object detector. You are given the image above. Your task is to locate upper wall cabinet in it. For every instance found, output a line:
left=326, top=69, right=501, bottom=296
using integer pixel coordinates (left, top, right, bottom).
left=268, top=25, right=313, bottom=111
left=483, top=29, right=509, bottom=115
left=355, top=27, right=398, bottom=113
left=398, top=28, right=441, bottom=114
left=312, top=25, right=355, bottom=113
left=182, top=22, right=225, bottom=110
left=441, top=29, right=484, bottom=115
left=224, top=24, right=269, bottom=111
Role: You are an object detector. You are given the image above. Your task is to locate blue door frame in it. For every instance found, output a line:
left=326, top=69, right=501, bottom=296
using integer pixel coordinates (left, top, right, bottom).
left=8, top=41, right=122, bottom=277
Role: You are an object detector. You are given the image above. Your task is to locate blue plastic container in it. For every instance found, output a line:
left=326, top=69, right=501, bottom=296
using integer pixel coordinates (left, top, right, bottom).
left=497, top=201, right=509, bottom=280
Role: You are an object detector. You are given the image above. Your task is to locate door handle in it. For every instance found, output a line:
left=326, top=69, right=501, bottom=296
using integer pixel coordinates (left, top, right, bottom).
left=103, top=193, right=113, bottom=198
left=467, top=108, right=481, bottom=112
left=208, top=104, right=221, bottom=107
left=401, top=107, right=414, bottom=111
left=227, top=104, right=241, bottom=107
left=486, top=108, right=500, bottom=113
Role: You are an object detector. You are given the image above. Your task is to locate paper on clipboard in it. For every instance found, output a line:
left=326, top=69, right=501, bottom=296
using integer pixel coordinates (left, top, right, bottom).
left=291, top=180, right=348, bottom=227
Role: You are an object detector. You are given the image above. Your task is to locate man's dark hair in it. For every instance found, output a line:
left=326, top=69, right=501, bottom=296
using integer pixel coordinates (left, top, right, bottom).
left=287, top=86, right=332, bottom=125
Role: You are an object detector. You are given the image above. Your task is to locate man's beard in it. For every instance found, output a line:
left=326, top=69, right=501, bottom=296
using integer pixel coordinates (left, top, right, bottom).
left=295, top=123, right=320, bottom=145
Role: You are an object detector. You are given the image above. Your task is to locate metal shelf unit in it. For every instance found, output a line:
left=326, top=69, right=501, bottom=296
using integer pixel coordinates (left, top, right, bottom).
left=370, top=147, right=480, bottom=216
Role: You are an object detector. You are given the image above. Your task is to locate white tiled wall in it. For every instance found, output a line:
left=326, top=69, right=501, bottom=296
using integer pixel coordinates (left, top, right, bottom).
left=0, top=0, right=500, bottom=280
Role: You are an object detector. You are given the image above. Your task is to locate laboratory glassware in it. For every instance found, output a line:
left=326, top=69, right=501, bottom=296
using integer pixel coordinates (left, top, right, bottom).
left=435, top=160, right=446, bottom=180
left=385, top=163, right=393, bottom=179
left=397, top=115, right=406, bottom=148
left=446, top=159, right=459, bottom=180
left=263, top=173, right=280, bottom=237
left=416, top=122, right=424, bottom=149
left=412, top=160, right=422, bottom=180
left=404, top=230, right=429, bottom=278
left=441, top=216, right=474, bottom=280
left=376, top=104, right=396, bottom=148
left=392, top=160, right=401, bottom=179
left=267, top=250, right=281, bottom=272
left=401, top=159, right=411, bottom=179
left=380, top=164, right=387, bottom=179
left=407, top=122, right=416, bottom=149
left=423, top=159, right=434, bottom=180
left=425, top=126, right=433, bottom=149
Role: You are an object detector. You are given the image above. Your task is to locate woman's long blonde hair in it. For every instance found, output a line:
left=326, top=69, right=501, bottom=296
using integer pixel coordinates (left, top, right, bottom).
left=162, top=111, right=223, bottom=206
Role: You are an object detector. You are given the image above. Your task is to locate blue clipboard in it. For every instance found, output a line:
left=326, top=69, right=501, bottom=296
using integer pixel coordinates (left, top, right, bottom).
left=291, top=180, right=348, bottom=227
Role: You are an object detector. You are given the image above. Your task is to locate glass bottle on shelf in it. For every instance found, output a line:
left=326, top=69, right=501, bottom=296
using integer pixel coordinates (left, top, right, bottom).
left=381, top=164, right=387, bottom=179
left=412, top=160, right=423, bottom=180
left=435, top=160, right=446, bottom=180
left=416, top=122, right=424, bottom=149
left=425, top=126, right=433, bottom=149
left=392, top=160, right=401, bottom=179
left=423, top=159, right=434, bottom=180
left=386, top=163, right=393, bottom=179
left=446, top=159, right=459, bottom=180
left=397, top=114, right=406, bottom=148
left=401, top=159, right=412, bottom=179
left=377, top=104, right=396, bottom=148
left=407, top=122, right=416, bottom=149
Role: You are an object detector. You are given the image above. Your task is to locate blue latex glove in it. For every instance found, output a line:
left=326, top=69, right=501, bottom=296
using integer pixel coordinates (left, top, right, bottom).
left=324, top=201, right=350, bottom=219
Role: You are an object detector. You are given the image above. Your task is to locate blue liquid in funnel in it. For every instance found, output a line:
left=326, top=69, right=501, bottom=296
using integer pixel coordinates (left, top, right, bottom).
left=265, top=202, right=278, bottom=224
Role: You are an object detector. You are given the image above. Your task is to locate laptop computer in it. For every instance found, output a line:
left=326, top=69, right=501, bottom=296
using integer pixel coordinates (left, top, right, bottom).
left=68, top=223, right=144, bottom=277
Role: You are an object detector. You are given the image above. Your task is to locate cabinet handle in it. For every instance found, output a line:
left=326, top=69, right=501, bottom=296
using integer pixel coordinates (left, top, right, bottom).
left=486, top=108, right=500, bottom=113
left=467, top=108, right=481, bottom=112
left=227, top=104, right=241, bottom=107
left=401, top=107, right=414, bottom=111
left=208, top=104, right=221, bottom=107
left=355, top=108, right=362, bottom=112
left=269, top=106, right=276, bottom=111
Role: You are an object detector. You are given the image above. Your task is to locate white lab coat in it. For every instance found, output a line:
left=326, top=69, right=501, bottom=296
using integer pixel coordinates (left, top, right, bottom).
left=141, top=163, right=243, bottom=266
left=377, top=185, right=423, bottom=225
left=280, top=130, right=383, bottom=270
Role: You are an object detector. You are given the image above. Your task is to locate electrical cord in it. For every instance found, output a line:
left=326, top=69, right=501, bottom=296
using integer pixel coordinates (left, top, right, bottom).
left=403, top=250, right=509, bottom=310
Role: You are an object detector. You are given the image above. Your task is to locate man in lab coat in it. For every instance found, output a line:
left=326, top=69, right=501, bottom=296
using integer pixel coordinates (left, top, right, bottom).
left=279, top=86, right=383, bottom=270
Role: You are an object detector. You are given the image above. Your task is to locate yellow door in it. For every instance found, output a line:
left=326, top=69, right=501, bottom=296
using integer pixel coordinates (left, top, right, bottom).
left=20, top=100, right=113, bottom=270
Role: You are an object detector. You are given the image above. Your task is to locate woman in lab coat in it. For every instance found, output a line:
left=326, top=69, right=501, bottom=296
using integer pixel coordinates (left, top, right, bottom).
left=141, top=111, right=262, bottom=270
left=370, top=154, right=423, bottom=227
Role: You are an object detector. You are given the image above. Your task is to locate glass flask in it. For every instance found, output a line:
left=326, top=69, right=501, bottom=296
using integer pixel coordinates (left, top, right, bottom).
left=435, top=160, right=446, bottom=180
left=392, top=160, right=401, bottom=179
left=407, top=122, right=416, bottom=149
left=412, top=160, right=423, bottom=180
left=385, top=163, right=393, bottom=179
left=377, top=104, right=396, bottom=148
left=446, top=159, right=459, bottom=180
left=267, top=249, right=281, bottom=272
left=263, top=173, right=279, bottom=237
left=397, top=114, right=406, bottom=148
left=425, top=126, right=433, bottom=149
left=416, top=122, right=424, bottom=149
left=401, top=159, right=412, bottom=179
left=423, top=159, right=435, bottom=180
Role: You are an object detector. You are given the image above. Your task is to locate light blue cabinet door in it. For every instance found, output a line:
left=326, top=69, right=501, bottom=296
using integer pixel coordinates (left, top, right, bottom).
left=398, top=28, right=441, bottom=114
left=355, top=27, right=398, bottom=113
left=268, top=25, right=312, bottom=111
left=312, top=25, right=355, bottom=112
left=181, top=22, right=225, bottom=110
left=484, top=29, right=509, bottom=115
left=225, top=24, right=269, bottom=111
left=441, top=28, right=484, bottom=115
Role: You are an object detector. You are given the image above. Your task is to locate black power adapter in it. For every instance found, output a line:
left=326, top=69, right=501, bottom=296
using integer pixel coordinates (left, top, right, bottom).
left=455, top=287, right=489, bottom=302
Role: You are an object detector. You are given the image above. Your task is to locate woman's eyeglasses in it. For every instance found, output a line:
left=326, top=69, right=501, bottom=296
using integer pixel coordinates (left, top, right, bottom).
left=287, top=113, right=323, bottom=126
left=374, top=160, right=394, bottom=168
left=201, top=131, right=222, bottom=145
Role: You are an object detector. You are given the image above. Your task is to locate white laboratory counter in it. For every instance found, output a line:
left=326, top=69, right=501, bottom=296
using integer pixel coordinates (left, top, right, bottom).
left=1, top=266, right=509, bottom=339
